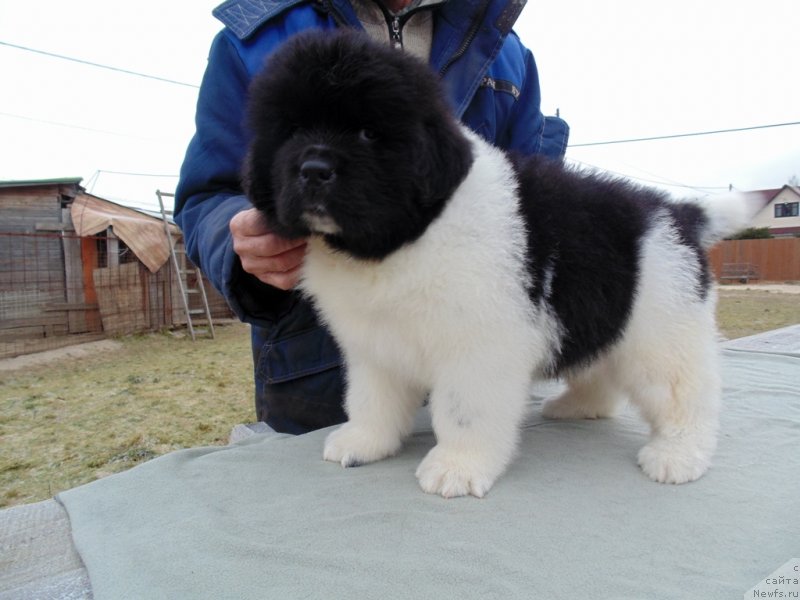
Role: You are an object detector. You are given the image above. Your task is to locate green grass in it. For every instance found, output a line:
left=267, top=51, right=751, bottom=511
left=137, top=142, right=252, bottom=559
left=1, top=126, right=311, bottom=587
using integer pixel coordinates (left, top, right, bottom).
left=0, top=289, right=798, bottom=508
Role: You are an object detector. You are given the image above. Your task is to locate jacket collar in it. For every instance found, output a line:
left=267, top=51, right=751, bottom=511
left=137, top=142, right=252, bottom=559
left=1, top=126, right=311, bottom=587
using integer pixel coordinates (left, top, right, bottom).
left=213, top=0, right=309, bottom=39
left=214, top=0, right=525, bottom=40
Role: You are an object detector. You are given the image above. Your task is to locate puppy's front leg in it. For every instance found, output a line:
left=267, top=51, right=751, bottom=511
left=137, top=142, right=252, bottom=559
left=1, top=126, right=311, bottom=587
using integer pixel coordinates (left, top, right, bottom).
left=324, top=359, right=421, bottom=468
left=415, top=369, right=531, bottom=498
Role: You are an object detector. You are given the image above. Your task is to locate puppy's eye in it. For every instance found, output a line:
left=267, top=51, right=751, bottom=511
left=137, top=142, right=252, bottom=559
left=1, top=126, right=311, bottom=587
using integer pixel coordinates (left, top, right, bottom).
left=358, top=129, right=378, bottom=143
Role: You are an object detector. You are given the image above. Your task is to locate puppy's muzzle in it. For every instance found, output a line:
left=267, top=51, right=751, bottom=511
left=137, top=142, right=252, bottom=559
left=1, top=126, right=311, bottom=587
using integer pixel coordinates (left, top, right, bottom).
left=300, top=158, right=335, bottom=185
left=299, top=145, right=337, bottom=187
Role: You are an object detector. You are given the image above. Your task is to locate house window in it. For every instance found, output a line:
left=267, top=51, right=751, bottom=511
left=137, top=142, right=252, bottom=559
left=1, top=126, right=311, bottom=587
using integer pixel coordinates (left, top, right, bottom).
left=774, top=202, right=799, bottom=218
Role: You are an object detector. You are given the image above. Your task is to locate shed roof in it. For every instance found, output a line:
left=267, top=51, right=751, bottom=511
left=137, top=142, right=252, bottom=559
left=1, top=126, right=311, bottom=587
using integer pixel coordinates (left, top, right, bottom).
left=71, top=193, right=179, bottom=273
left=0, top=177, right=83, bottom=189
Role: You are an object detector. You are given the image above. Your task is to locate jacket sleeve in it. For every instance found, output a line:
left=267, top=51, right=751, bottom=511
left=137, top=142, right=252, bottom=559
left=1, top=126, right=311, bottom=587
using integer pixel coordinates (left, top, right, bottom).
left=174, top=31, right=295, bottom=326
left=505, top=45, right=569, bottom=159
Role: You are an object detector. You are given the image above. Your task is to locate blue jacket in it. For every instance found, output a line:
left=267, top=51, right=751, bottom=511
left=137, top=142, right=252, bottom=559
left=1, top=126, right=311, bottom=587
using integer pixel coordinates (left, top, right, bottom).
left=175, top=0, right=569, bottom=432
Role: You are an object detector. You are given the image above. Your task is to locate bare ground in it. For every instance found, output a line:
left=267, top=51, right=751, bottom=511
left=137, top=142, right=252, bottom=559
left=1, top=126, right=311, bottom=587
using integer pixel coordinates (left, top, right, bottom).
left=0, top=339, right=124, bottom=373
left=720, top=283, right=800, bottom=294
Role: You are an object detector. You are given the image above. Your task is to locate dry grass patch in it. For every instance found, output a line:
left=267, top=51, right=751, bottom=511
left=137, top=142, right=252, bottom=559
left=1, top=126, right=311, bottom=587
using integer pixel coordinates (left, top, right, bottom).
left=0, top=323, right=253, bottom=507
left=717, top=287, right=800, bottom=340
left=0, top=288, right=798, bottom=508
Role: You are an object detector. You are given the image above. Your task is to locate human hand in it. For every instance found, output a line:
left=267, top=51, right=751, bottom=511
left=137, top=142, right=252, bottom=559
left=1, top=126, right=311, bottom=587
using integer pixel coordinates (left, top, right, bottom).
left=230, top=207, right=307, bottom=290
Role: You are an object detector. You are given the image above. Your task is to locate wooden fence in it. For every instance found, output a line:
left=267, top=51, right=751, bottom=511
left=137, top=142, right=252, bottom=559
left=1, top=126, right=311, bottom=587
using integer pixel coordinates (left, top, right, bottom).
left=708, top=237, right=800, bottom=282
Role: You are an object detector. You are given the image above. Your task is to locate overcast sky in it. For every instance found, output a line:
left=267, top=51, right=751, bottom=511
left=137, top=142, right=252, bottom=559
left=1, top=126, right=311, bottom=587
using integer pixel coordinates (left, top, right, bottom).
left=1, top=0, right=797, bottom=211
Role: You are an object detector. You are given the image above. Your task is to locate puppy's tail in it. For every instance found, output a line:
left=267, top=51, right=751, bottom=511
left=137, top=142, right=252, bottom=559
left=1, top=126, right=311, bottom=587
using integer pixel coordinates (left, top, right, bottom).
left=696, top=192, right=761, bottom=248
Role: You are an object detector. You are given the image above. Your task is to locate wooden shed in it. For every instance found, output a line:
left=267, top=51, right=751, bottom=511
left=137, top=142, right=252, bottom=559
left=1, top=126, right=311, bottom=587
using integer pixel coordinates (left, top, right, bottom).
left=0, top=178, right=232, bottom=358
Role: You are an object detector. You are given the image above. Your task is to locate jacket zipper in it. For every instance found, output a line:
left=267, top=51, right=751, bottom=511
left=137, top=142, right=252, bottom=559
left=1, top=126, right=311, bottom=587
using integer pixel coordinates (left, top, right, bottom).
left=376, top=4, right=432, bottom=51
left=390, top=16, right=403, bottom=49
left=438, top=0, right=491, bottom=75
left=322, top=0, right=486, bottom=72
left=321, top=0, right=423, bottom=51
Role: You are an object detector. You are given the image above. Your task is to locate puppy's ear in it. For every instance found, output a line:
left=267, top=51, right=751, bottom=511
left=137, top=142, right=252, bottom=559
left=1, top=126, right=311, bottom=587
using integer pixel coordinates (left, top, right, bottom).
left=414, top=118, right=473, bottom=207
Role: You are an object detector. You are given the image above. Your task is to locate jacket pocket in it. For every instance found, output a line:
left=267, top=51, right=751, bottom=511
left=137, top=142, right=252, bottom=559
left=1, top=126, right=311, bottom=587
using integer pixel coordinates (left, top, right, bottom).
left=254, top=324, right=346, bottom=433
left=257, top=326, right=342, bottom=384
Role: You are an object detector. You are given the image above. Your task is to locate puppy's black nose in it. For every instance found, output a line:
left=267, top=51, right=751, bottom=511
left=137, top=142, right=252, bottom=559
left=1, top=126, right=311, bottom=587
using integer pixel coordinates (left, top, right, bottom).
left=299, top=158, right=335, bottom=186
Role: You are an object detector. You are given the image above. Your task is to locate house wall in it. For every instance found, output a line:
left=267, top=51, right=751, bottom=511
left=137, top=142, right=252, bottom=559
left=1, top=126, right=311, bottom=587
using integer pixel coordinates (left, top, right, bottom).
left=0, top=187, right=73, bottom=344
left=750, top=187, right=800, bottom=234
left=0, top=186, right=64, bottom=232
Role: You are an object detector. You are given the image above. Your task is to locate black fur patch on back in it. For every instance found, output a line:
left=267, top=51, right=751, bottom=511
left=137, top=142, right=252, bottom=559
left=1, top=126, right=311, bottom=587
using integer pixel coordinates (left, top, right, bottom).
left=665, top=202, right=712, bottom=298
left=510, top=155, right=668, bottom=374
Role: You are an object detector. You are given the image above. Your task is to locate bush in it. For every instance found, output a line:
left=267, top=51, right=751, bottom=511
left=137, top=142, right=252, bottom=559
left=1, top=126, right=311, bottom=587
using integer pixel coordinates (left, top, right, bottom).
left=726, top=227, right=773, bottom=240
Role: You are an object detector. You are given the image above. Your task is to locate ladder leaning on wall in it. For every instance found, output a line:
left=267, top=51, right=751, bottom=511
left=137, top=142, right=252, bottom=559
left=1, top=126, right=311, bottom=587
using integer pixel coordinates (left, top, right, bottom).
left=156, top=190, right=215, bottom=340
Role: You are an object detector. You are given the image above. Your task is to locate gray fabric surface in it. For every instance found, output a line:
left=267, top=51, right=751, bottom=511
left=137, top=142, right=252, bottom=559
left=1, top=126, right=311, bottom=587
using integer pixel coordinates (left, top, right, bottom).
left=57, top=349, right=799, bottom=600
left=723, top=323, right=800, bottom=356
left=0, top=499, right=91, bottom=600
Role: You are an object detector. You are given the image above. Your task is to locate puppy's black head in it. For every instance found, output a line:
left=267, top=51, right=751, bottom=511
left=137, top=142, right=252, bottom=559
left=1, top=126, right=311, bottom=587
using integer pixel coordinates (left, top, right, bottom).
left=243, top=30, right=473, bottom=260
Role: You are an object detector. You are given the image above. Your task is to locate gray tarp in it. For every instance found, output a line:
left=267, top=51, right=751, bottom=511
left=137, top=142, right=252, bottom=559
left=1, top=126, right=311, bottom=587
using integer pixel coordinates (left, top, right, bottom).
left=49, top=348, right=799, bottom=600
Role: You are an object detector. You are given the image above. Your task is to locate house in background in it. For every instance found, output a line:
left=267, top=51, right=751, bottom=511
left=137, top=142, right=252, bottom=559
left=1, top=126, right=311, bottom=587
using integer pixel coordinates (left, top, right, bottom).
left=0, top=178, right=232, bottom=358
left=746, top=185, right=800, bottom=237
left=707, top=185, right=800, bottom=283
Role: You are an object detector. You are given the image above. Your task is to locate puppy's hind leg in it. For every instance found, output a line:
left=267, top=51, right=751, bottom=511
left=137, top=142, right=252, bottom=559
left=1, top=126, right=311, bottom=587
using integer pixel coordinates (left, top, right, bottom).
left=324, top=359, right=422, bottom=468
left=629, top=340, right=720, bottom=485
left=542, top=357, right=625, bottom=420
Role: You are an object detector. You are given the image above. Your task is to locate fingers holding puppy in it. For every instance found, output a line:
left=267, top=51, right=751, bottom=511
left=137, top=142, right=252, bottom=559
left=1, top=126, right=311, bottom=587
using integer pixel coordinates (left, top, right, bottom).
left=230, top=207, right=307, bottom=290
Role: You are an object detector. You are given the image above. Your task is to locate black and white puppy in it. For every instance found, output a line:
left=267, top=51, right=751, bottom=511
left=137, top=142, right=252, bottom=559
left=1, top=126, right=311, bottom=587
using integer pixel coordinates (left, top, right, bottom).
left=244, top=31, right=752, bottom=498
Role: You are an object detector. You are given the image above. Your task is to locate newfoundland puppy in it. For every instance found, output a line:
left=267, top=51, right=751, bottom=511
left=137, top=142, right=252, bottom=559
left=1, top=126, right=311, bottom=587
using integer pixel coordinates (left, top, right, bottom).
left=244, top=31, right=752, bottom=498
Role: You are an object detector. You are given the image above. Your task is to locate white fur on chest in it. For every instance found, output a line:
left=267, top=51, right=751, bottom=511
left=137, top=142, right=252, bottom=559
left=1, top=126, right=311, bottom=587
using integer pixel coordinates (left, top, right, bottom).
left=299, top=133, right=543, bottom=388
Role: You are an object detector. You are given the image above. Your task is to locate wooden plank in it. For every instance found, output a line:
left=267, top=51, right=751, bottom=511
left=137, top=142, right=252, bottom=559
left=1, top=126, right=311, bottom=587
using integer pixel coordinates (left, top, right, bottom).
left=93, top=263, right=147, bottom=335
left=43, top=302, right=99, bottom=312
left=0, top=322, right=68, bottom=342
left=107, top=234, right=119, bottom=268
left=62, top=208, right=88, bottom=333
left=81, top=237, right=103, bottom=333
left=36, top=222, right=74, bottom=232
left=0, top=194, right=60, bottom=211
left=0, top=217, right=60, bottom=233
left=0, top=325, right=48, bottom=342
left=0, top=314, right=69, bottom=329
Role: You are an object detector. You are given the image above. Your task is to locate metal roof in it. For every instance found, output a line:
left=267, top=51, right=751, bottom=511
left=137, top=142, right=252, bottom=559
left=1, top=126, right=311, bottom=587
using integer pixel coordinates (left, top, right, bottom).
left=0, top=177, right=83, bottom=189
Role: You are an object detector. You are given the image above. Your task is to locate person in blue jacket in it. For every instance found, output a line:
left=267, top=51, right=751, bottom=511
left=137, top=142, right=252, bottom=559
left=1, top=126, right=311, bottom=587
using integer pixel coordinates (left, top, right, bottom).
left=174, top=0, right=569, bottom=435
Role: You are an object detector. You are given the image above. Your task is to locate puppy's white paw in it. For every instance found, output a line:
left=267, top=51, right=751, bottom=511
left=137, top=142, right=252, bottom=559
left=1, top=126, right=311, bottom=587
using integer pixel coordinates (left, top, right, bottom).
left=637, top=436, right=712, bottom=484
left=415, top=446, right=496, bottom=499
left=542, top=390, right=614, bottom=420
left=323, top=423, right=401, bottom=468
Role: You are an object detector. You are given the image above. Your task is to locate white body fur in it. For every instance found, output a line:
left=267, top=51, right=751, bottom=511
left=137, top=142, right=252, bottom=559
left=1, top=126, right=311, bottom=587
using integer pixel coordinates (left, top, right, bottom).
left=302, top=130, right=750, bottom=498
